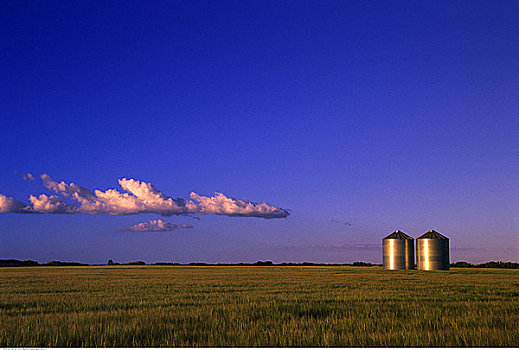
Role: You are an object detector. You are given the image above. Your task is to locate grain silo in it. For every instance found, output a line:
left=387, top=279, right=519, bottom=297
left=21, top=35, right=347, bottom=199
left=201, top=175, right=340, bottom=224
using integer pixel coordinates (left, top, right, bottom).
left=382, top=230, right=414, bottom=270
left=416, top=230, right=450, bottom=270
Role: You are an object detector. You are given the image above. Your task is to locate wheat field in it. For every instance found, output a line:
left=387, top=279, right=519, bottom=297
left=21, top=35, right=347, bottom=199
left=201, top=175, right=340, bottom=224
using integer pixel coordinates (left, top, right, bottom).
left=1, top=266, right=518, bottom=347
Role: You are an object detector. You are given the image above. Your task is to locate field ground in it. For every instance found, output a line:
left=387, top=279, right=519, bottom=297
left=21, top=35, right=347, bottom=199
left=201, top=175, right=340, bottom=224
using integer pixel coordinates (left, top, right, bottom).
left=0, top=266, right=518, bottom=347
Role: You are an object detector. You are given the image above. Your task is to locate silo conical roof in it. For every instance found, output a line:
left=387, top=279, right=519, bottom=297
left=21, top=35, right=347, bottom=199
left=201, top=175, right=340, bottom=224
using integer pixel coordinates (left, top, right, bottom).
left=383, top=230, right=413, bottom=240
left=417, top=230, right=448, bottom=240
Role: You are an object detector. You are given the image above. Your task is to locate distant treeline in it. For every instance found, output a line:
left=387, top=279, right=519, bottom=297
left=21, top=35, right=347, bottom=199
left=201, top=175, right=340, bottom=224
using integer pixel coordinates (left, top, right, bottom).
left=1, top=259, right=518, bottom=268
left=450, top=261, right=519, bottom=269
left=0, top=259, right=380, bottom=267
left=153, top=261, right=380, bottom=267
left=0, top=259, right=88, bottom=267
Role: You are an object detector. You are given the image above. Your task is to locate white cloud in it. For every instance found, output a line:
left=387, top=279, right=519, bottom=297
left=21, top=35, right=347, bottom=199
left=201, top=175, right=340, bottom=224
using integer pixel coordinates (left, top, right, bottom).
left=41, top=174, right=96, bottom=203
left=0, top=174, right=290, bottom=218
left=190, top=192, right=290, bottom=218
left=119, top=219, right=193, bottom=232
left=28, top=194, right=78, bottom=214
left=0, top=194, right=31, bottom=213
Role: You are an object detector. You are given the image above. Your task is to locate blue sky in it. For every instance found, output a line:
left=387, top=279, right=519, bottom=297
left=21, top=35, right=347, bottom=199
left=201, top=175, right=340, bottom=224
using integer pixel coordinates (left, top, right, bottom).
left=1, top=0, right=518, bottom=264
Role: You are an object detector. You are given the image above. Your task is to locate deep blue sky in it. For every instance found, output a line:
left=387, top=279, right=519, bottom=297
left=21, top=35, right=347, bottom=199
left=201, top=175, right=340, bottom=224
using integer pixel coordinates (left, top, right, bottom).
left=1, top=0, right=518, bottom=264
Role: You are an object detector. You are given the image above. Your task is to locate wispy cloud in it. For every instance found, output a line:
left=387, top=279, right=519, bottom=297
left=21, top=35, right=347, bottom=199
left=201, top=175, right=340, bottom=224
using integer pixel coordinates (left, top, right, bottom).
left=22, top=172, right=35, bottom=181
left=331, top=219, right=352, bottom=226
left=289, top=243, right=381, bottom=251
left=0, top=174, right=290, bottom=218
left=119, top=219, right=193, bottom=232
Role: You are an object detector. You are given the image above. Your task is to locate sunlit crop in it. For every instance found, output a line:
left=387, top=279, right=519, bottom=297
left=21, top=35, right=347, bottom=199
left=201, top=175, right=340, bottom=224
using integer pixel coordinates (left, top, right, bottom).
left=1, top=266, right=517, bottom=346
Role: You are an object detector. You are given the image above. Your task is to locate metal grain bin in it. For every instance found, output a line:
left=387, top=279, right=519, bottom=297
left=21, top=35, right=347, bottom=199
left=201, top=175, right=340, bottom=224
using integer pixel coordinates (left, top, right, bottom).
left=416, top=230, right=450, bottom=270
left=382, top=230, right=414, bottom=270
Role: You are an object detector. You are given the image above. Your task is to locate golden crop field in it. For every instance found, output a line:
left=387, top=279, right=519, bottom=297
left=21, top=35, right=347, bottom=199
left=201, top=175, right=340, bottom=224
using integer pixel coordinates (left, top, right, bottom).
left=1, top=266, right=518, bottom=347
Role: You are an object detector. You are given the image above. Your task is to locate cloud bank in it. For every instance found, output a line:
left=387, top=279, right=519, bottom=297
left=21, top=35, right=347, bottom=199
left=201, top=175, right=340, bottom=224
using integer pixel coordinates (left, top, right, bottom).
left=119, top=219, right=193, bottom=232
left=0, top=174, right=289, bottom=219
